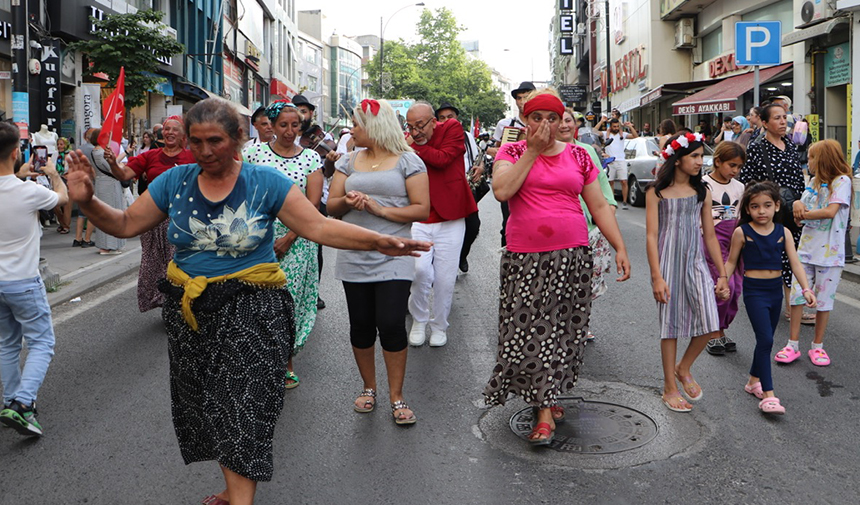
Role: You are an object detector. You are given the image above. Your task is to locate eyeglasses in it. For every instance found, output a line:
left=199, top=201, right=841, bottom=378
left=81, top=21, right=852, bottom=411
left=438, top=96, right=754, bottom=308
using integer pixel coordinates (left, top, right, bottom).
left=406, top=118, right=433, bottom=133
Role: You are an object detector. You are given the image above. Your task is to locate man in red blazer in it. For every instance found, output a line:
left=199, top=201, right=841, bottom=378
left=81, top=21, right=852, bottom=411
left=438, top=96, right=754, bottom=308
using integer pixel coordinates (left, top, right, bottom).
left=405, top=102, right=478, bottom=347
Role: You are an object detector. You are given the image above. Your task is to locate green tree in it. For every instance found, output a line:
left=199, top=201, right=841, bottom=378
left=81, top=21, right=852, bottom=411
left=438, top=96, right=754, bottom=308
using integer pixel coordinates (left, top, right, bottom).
left=69, top=9, right=185, bottom=110
left=369, top=7, right=508, bottom=127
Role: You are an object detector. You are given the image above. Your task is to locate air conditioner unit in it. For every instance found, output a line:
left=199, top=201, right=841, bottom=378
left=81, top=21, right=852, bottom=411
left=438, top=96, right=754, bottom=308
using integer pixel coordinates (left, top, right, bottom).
left=674, top=18, right=695, bottom=49
left=800, top=0, right=834, bottom=26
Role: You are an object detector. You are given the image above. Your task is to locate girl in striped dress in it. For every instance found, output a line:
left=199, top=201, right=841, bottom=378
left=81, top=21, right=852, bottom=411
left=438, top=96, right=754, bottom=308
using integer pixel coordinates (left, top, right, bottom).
left=645, top=133, right=730, bottom=413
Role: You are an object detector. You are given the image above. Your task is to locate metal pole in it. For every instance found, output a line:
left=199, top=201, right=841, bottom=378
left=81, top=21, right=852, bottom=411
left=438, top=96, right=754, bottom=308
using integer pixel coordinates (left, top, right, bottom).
left=379, top=17, right=383, bottom=95
left=605, top=0, right=612, bottom=112
left=11, top=0, right=29, bottom=131
left=754, top=65, right=760, bottom=106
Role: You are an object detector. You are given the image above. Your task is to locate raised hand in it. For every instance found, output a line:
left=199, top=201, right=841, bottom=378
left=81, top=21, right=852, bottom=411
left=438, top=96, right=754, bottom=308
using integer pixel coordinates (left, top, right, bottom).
left=65, top=149, right=96, bottom=203
left=525, top=120, right=554, bottom=153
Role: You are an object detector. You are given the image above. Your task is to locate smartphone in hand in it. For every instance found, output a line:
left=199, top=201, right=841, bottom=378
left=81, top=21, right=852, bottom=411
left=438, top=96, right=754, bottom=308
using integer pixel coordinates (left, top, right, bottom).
left=33, top=145, right=48, bottom=173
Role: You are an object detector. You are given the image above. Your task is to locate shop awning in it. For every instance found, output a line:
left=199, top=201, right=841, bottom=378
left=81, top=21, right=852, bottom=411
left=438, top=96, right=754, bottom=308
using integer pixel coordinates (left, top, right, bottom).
left=782, top=17, right=850, bottom=46
left=639, top=78, right=722, bottom=107
left=616, top=95, right=642, bottom=113
left=672, top=63, right=792, bottom=115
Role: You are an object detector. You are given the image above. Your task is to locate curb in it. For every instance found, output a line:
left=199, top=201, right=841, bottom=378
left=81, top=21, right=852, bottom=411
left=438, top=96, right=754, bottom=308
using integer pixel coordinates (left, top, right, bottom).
left=843, top=265, right=860, bottom=285
left=48, top=249, right=142, bottom=308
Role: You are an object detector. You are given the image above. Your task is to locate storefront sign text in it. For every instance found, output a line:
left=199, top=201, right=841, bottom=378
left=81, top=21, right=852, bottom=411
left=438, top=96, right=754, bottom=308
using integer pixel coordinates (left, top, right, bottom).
left=673, top=100, right=735, bottom=115
left=824, top=43, right=850, bottom=87
left=709, top=53, right=738, bottom=79
left=600, top=45, right=647, bottom=98
left=40, top=39, right=61, bottom=129
left=559, top=0, right=574, bottom=55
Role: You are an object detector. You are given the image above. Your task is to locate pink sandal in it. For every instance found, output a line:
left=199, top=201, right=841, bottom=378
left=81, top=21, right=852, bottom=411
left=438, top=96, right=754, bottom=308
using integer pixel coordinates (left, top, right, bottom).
left=808, top=348, right=831, bottom=366
left=744, top=382, right=764, bottom=399
left=774, top=346, right=801, bottom=364
left=758, top=397, right=785, bottom=415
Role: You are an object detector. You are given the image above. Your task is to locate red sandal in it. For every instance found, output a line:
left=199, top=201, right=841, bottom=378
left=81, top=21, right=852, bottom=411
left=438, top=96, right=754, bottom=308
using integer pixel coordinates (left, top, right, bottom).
left=549, top=405, right=565, bottom=423
left=527, top=422, right=554, bottom=446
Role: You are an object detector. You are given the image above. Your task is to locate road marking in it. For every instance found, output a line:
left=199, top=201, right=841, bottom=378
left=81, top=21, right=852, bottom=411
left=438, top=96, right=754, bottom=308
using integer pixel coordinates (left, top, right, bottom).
left=835, top=293, right=860, bottom=311
left=62, top=246, right=142, bottom=281
left=52, top=280, right=137, bottom=326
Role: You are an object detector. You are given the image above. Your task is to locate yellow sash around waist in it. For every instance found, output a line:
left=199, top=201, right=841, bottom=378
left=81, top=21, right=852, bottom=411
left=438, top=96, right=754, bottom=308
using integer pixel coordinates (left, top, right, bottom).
left=166, top=261, right=286, bottom=331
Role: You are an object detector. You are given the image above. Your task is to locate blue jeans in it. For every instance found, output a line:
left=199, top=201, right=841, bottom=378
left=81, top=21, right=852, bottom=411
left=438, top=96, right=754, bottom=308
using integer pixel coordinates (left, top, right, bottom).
left=0, top=277, right=56, bottom=406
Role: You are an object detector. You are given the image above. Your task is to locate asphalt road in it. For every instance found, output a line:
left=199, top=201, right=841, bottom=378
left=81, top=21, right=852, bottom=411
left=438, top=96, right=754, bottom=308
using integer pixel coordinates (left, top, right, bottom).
left=3, top=195, right=860, bottom=504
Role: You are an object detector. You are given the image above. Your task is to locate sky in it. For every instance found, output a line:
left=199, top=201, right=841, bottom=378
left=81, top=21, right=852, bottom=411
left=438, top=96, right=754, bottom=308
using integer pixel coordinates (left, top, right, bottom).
left=295, top=0, right=555, bottom=86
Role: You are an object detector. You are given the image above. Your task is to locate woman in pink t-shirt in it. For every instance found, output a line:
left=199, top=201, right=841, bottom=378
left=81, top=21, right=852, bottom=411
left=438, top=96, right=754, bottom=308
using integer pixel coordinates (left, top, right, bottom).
left=483, top=90, right=631, bottom=446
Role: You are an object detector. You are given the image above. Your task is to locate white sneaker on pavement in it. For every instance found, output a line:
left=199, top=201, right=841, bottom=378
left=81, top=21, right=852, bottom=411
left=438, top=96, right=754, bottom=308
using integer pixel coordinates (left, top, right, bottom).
left=408, top=321, right=427, bottom=346
left=429, top=329, right=447, bottom=347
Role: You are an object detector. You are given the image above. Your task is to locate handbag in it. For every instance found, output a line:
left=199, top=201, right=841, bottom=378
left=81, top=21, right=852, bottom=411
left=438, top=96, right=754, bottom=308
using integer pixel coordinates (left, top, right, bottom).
left=763, top=158, right=801, bottom=234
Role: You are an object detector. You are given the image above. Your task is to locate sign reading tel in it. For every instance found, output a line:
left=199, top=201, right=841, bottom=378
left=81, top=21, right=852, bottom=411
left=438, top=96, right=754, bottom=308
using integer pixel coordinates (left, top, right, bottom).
left=735, top=21, right=782, bottom=66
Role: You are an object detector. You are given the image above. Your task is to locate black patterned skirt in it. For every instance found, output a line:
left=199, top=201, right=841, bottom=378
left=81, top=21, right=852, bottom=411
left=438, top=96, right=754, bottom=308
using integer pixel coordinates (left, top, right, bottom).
left=159, top=279, right=295, bottom=482
left=138, top=219, right=175, bottom=312
left=484, top=247, right=593, bottom=409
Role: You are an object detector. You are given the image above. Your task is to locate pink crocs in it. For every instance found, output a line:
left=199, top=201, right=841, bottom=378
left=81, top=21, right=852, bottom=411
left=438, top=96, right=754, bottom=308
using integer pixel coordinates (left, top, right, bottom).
left=808, top=348, right=831, bottom=366
left=774, top=346, right=801, bottom=364
left=759, top=397, right=785, bottom=415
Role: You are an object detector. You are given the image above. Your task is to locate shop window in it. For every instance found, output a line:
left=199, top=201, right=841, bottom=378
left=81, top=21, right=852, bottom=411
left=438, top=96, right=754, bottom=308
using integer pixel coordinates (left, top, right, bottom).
left=742, top=0, right=793, bottom=29
left=701, top=27, right=722, bottom=62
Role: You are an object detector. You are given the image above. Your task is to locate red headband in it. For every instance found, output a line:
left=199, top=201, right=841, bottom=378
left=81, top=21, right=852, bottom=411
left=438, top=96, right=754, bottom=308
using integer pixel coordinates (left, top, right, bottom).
left=361, top=99, right=380, bottom=116
left=523, top=94, right=565, bottom=119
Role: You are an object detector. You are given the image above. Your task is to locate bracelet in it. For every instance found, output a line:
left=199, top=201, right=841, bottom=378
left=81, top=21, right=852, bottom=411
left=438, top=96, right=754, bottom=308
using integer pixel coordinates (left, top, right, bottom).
left=718, top=275, right=727, bottom=279
left=802, top=288, right=814, bottom=295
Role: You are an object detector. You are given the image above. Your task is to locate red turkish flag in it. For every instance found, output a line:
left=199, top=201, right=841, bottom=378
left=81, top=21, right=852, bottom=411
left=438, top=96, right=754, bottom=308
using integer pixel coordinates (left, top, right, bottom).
left=98, top=67, right=126, bottom=156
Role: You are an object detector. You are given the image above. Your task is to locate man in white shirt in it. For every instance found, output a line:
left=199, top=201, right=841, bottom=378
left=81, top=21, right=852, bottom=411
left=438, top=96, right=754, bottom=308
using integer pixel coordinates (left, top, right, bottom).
left=0, top=121, right=68, bottom=437
left=595, top=118, right=638, bottom=209
left=244, top=107, right=274, bottom=148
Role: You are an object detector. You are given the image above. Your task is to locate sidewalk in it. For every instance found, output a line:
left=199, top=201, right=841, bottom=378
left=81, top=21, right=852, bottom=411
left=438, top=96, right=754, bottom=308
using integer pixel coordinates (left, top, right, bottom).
left=40, top=225, right=141, bottom=307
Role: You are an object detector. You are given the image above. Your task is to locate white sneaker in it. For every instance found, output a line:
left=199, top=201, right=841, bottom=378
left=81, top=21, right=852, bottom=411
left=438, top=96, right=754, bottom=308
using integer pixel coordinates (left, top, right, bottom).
left=408, top=321, right=427, bottom=346
left=429, top=329, right=448, bottom=347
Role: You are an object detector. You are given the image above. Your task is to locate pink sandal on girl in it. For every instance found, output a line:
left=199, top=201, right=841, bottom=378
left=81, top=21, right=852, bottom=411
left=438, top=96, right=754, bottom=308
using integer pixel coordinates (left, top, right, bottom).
left=758, top=397, right=785, bottom=415
left=808, top=348, right=831, bottom=366
left=774, top=346, right=801, bottom=364
left=744, top=382, right=764, bottom=399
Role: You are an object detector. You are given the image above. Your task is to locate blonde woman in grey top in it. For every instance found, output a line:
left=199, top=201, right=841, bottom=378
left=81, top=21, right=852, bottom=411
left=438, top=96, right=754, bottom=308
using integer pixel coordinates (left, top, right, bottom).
left=327, top=99, right=430, bottom=425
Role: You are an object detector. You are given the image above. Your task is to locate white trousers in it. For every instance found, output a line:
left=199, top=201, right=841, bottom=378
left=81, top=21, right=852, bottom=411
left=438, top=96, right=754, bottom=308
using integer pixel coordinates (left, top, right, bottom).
left=408, top=219, right=466, bottom=332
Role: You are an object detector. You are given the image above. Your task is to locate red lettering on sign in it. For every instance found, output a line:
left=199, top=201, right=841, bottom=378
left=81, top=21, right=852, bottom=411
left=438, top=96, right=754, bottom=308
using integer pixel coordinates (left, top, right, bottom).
left=709, top=53, right=738, bottom=79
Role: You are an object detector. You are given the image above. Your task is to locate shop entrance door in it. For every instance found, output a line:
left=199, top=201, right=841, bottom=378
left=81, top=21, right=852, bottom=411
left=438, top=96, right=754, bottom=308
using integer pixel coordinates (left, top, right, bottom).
left=825, top=84, right=848, bottom=157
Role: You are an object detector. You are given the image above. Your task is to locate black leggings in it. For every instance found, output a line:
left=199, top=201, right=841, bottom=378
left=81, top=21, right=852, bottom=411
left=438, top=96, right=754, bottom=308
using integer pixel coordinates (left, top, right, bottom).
left=342, top=280, right=411, bottom=352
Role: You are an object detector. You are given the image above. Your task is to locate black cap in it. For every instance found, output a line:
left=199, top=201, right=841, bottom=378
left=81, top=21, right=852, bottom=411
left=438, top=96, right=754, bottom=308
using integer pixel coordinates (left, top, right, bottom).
left=291, top=94, right=315, bottom=111
left=435, top=101, right=460, bottom=118
left=511, top=81, right=536, bottom=98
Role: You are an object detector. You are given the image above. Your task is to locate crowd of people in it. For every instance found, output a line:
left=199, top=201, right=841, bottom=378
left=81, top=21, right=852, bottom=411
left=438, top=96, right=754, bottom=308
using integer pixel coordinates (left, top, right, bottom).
left=0, top=83, right=855, bottom=503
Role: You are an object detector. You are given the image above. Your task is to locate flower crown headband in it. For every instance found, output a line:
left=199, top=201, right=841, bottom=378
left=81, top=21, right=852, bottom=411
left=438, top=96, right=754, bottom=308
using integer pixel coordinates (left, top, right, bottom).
left=661, top=132, right=705, bottom=160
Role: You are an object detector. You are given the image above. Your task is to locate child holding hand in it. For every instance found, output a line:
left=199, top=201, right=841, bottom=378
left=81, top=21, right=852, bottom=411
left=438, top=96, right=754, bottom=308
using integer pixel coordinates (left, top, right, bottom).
left=725, top=181, right=816, bottom=415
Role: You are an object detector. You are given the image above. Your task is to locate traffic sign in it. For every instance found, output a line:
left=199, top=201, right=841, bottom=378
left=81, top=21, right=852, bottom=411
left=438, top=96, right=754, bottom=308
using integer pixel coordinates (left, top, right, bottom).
left=735, top=21, right=782, bottom=66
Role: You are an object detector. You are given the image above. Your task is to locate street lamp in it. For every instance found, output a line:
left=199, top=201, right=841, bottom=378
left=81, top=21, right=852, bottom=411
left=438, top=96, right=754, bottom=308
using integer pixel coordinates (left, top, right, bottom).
left=379, top=2, right=425, bottom=93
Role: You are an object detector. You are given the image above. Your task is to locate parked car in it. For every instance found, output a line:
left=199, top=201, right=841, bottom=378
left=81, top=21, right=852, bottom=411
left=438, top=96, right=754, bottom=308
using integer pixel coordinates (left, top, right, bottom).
left=620, top=136, right=714, bottom=207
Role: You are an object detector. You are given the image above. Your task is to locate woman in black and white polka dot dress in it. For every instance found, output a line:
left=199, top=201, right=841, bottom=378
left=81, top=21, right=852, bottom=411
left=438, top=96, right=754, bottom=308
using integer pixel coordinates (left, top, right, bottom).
left=243, top=101, right=323, bottom=389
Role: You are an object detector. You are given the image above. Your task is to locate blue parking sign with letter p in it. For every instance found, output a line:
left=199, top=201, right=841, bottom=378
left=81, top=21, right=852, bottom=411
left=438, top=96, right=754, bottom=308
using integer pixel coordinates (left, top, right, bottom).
left=735, top=21, right=782, bottom=66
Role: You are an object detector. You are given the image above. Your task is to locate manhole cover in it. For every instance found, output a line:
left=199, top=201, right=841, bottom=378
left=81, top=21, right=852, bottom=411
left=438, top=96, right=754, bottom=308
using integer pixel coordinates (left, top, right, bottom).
left=509, top=397, right=658, bottom=453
